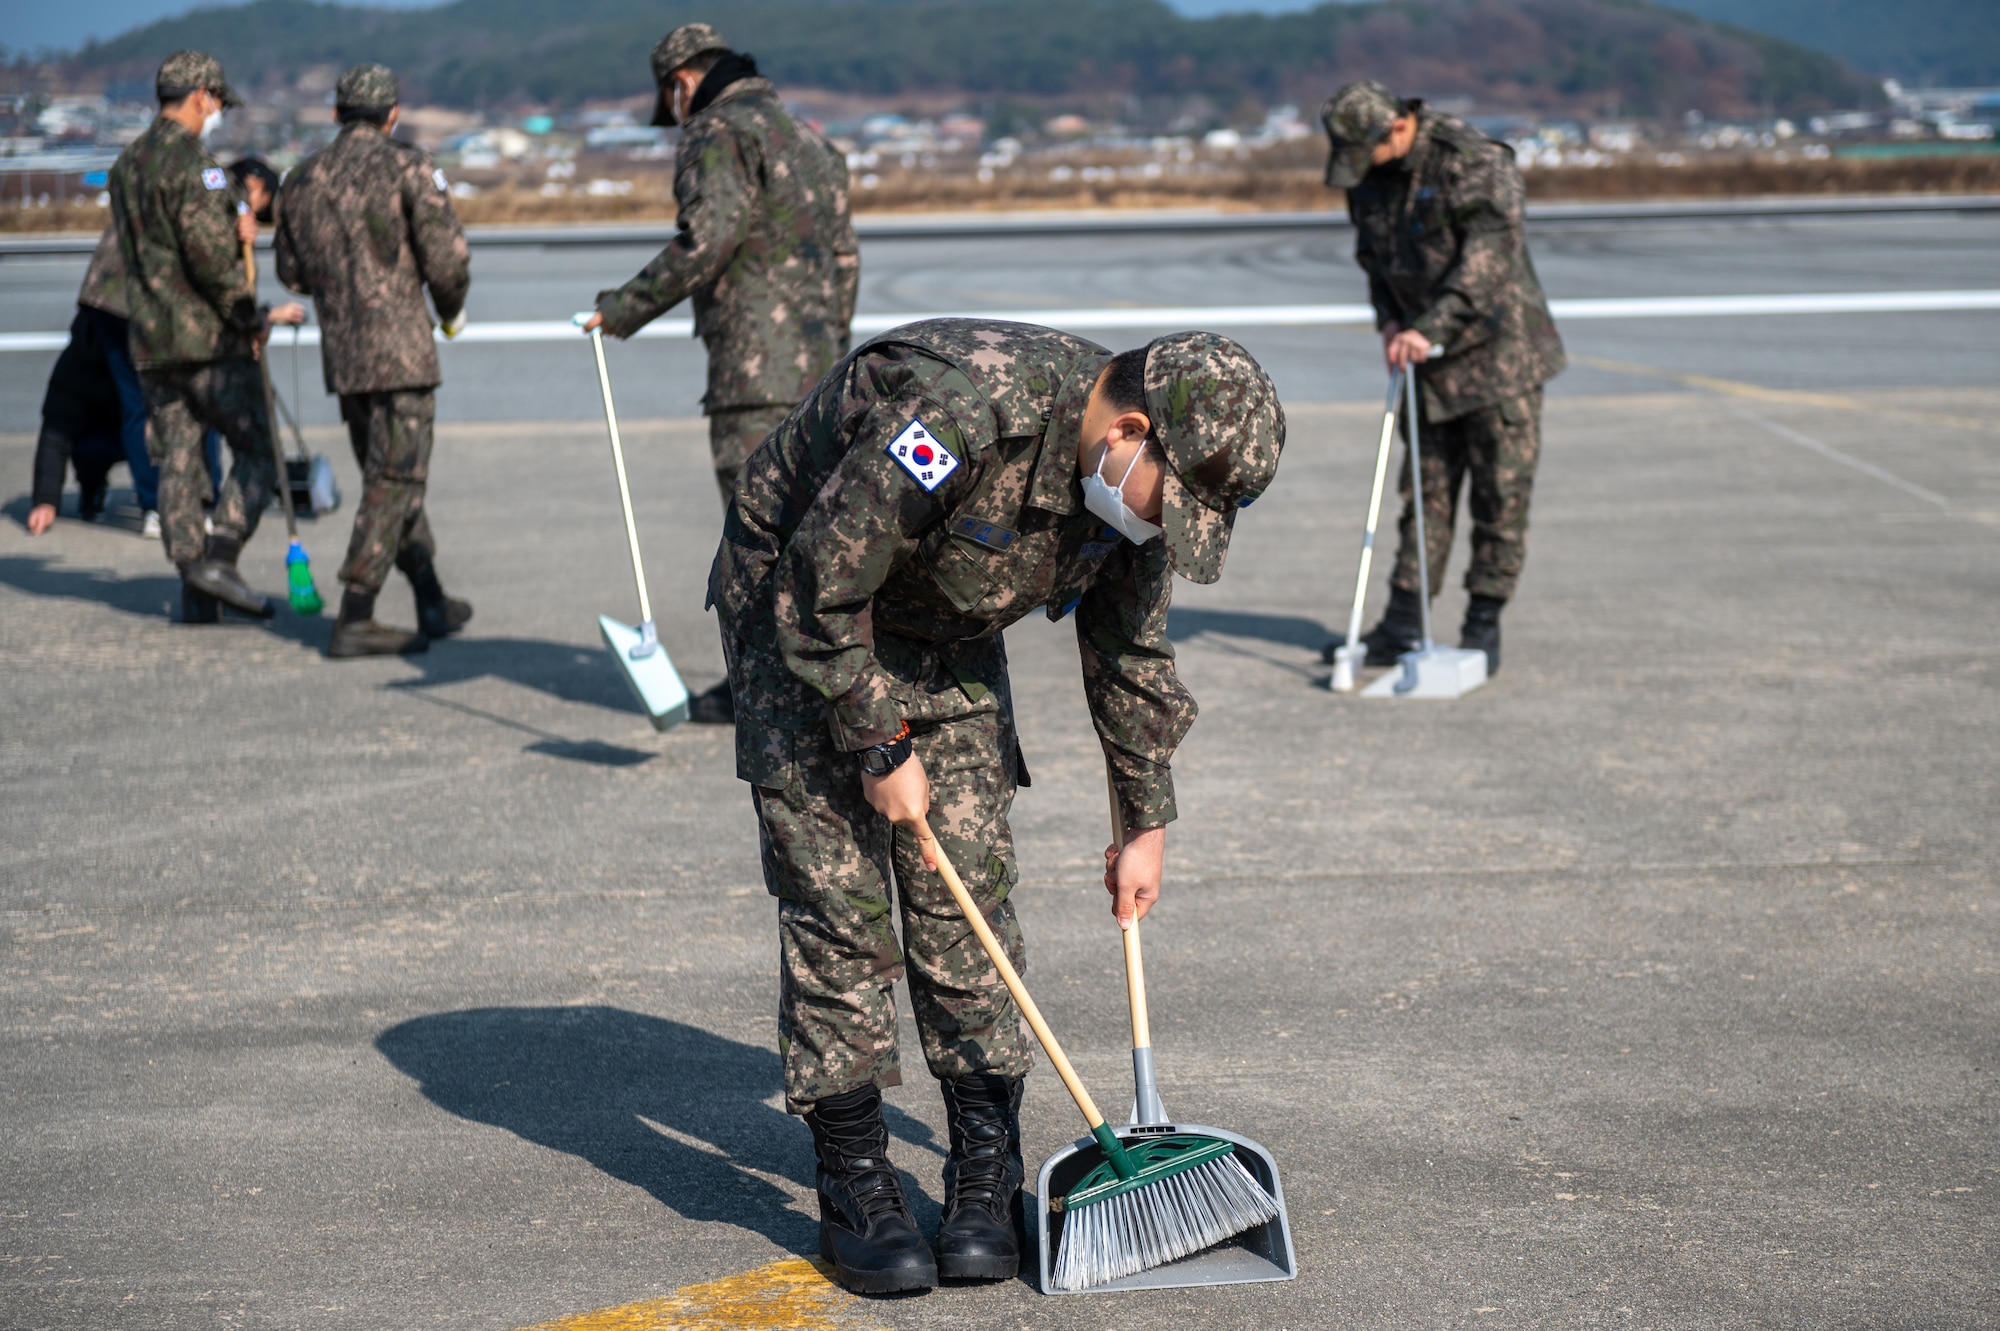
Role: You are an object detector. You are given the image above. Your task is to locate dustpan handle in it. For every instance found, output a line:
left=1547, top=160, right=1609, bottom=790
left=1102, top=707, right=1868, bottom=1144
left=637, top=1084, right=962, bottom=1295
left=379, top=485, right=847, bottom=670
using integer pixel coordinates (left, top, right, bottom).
left=245, top=227, right=301, bottom=543
left=584, top=321, right=654, bottom=626
left=914, top=819, right=1111, bottom=1134
left=1107, top=764, right=1170, bottom=1125
left=1340, top=369, right=1403, bottom=661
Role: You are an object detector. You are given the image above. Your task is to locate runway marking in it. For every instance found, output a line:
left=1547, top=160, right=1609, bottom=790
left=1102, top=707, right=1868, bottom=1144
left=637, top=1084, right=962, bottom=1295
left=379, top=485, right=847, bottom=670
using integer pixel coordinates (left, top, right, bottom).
left=1726, top=405, right=1952, bottom=511
left=1574, top=355, right=1995, bottom=433
left=511, top=1257, right=883, bottom=1331
left=3, top=289, right=1997, bottom=351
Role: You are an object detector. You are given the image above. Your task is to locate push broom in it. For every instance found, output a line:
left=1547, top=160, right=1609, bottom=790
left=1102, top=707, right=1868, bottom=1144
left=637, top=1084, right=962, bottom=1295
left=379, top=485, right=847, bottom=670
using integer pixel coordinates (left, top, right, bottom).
left=576, top=314, right=689, bottom=731
left=913, top=819, right=1279, bottom=1293
left=242, top=213, right=323, bottom=615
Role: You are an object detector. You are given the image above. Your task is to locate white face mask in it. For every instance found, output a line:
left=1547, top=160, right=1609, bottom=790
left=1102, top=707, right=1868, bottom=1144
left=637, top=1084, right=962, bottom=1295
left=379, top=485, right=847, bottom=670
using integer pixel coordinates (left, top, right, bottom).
left=1081, top=440, right=1164, bottom=545
left=200, top=109, right=223, bottom=139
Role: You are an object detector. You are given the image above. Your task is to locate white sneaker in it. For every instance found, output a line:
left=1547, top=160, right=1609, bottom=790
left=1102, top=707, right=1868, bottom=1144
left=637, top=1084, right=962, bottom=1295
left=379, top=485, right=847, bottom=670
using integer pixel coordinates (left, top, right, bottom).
left=141, top=510, right=162, bottom=539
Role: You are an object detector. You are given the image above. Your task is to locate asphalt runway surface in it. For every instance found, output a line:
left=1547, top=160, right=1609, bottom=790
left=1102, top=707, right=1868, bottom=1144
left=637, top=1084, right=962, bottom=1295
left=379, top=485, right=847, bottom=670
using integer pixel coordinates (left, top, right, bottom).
left=3, top=211, right=1997, bottom=1330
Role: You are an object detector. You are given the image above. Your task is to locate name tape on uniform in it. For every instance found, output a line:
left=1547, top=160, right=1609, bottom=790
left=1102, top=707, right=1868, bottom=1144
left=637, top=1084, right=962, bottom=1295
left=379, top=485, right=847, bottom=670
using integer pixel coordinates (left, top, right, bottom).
left=885, top=418, right=959, bottom=492
left=201, top=167, right=227, bottom=191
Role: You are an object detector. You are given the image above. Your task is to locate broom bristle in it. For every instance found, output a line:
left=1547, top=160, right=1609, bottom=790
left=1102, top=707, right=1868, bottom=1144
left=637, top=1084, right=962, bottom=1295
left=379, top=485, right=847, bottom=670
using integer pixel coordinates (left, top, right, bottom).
left=1052, top=1150, right=1279, bottom=1291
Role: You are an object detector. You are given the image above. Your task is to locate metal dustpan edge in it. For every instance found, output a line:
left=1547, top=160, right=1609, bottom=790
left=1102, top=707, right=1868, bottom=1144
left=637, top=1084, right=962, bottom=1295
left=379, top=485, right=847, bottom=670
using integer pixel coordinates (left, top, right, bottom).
left=1360, top=644, right=1488, bottom=699
left=1035, top=1121, right=1296, bottom=1295
left=599, top=615, right=690, bottom=732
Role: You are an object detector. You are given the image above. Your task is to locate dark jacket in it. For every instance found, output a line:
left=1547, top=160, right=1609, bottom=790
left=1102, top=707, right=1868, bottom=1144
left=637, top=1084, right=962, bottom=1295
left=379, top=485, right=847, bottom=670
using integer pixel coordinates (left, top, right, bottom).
left=33, top=311, right=124, bottom=507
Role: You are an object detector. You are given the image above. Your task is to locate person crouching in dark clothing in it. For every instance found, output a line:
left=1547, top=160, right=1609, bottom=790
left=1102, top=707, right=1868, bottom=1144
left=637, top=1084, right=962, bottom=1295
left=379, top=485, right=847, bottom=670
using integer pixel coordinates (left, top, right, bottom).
left=28, top=310, right=130, bottom=536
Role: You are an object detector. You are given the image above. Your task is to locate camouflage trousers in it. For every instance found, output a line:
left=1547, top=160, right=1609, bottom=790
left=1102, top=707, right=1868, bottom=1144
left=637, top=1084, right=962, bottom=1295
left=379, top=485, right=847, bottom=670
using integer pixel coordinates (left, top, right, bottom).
left=707, top=404, right=792, bottom=507
left=743, top=634, right=1031, bottom=1114
left=139, top=359, right=277, bottom=567
left=338, top=389, right=437, bottom=591
left=1392, top=388, right=1543, bottom=603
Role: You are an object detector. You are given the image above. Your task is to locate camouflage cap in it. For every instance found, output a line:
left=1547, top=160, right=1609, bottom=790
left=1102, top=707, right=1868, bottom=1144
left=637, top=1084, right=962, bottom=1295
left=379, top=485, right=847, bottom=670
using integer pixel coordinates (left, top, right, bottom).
left=1142, top=332, right=1286, bottom=585
left=1320, top=80, right=1401, bottom=188
left=649, top=23, right=731, bottom=127
left=155, top=50, right=242, bottom=109
left=335, top=63, right=400, bottom=112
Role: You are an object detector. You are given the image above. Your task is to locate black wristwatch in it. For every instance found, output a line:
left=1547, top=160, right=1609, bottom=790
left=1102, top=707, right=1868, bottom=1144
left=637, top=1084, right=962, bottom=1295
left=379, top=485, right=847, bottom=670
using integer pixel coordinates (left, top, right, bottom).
left=858, top=726, right=913, bottom=778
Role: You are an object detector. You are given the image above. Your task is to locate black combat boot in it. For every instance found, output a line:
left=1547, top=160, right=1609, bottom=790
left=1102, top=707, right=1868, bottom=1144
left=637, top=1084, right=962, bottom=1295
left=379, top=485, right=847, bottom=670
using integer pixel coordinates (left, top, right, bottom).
left=182, top=532, right=273, bottom=618
left=1360, top=585, right=1425, bottom=666
left=806, top=1083, right=938, bottom=1295
left=687, top=679, right=734, bottom=725
left=934, top=1073, right=1025, bottom=1281
left=1461, top=593, right=1504, bottom=675
left=326, top=586, right=428, bottom=658
left=177, top=564, right=221, bottom=624
left=404, top=554, right=472, bottom=639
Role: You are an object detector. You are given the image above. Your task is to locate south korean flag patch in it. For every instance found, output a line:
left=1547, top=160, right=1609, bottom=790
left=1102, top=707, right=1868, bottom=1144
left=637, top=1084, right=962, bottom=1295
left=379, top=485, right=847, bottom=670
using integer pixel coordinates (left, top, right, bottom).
left=201, top=167, right=227, bottom=191
left=885, top=417, right=959, bottom=492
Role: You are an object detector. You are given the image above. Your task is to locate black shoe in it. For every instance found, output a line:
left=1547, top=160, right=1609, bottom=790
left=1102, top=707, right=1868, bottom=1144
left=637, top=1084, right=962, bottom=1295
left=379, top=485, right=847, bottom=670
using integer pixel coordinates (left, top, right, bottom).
left=183, top=533, right=273, bottom=619
left=807, top=1084, right=938, bottom=1295
left=178, top=568, right=221, bottom=624
left=934, top=1073, right=1025, bottom=1281
left=326, top=587, right=428, bottom=658
left=688, top=679, right=734, bottom=725
left=1461, top=593, right=1503, bottom=675
left=1360, top=586, right=1425, bottom=666
left=405, top=555, right=472, bottom=638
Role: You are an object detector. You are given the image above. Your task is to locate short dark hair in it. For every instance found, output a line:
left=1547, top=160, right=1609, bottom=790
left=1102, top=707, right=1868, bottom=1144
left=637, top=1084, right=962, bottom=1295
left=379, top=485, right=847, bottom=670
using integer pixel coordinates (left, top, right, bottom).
left=1097, top=347, right=1150, bottom=417
left=336, top=104, right=393, bottom=126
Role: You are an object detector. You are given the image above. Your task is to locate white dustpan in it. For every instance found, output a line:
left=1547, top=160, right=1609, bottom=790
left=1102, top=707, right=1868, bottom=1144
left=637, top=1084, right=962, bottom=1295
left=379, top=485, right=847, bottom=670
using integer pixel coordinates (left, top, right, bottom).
left=580, top=314, right=689, bottom=732
left=1358, top=357, right=1487, bottom=701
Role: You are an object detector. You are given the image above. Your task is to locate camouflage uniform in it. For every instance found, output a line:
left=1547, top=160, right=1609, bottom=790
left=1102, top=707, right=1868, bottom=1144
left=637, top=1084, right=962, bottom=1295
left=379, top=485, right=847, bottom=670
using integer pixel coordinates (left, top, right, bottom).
left=107, top=55, right=276, bottom=568
left=275, top=64, right=472, bottom=594
left=711, top=319, right=1284, bottom=1112
left=1326, top=83, right=1564, bottom=602
left=595, top=31, right=858, bottom=506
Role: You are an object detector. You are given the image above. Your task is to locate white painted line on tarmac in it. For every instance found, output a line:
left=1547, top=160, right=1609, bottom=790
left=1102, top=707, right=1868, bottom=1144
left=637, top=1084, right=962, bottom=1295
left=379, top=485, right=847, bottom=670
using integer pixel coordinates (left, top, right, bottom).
left=1727, top=404, right=1952, bottom=511
left=3, top=289, right=1998, bottom=352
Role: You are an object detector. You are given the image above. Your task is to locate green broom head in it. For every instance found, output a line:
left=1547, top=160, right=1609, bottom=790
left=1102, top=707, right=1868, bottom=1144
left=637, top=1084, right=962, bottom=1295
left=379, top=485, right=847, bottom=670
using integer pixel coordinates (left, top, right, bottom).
left=1051, top=1124, right=1281, bottom=1291
left=285, top=539, right=323, bottom=615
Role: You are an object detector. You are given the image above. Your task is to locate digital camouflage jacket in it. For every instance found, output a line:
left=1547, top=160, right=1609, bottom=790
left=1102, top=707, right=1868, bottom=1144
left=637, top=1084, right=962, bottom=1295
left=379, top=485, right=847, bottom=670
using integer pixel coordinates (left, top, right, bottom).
left=711, top=319, right=1195, bottom=831
left=1348, top=108, right=1566, bottom=421
left=79, top=226, right=132, bottom=320
left=275, top=123, right=471, bottom=395
left=595, top=76, right=859, bottom=413
left=107, top=117, right=258, bottom=368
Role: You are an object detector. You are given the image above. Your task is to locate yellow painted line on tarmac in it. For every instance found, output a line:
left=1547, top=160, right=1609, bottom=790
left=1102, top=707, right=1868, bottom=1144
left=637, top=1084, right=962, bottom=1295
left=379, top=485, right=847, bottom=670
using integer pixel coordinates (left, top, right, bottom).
left=1574, top=355, right=1994, bottom=432
left=512, top=1257, right=888, bottom=1331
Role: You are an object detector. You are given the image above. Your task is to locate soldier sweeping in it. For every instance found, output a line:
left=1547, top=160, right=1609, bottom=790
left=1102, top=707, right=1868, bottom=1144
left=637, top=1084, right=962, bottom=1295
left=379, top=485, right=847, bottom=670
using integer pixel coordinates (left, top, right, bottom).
left=712, top=318, right=1284, bottom=1293
left=275, top=63, right=473, bottom=658
left=582, top=22, right=858, bottom=723
left=108, top=50, right=281, bottom=621
left=1322, top=81, right=1565, bottom=674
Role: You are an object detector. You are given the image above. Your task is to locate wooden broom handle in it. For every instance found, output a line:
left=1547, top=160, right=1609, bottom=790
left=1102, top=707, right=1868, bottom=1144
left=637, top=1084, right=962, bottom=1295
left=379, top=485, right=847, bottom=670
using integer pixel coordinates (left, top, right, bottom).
left=1107, top=766, right=1150, bottom=1052
left=913, top=820, right=1108, bottom=1132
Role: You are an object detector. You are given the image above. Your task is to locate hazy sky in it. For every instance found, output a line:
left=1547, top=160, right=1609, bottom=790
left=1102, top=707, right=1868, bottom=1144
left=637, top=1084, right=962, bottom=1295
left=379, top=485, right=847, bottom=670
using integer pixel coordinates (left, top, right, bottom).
left=6, top=0, right=1326, bottom=57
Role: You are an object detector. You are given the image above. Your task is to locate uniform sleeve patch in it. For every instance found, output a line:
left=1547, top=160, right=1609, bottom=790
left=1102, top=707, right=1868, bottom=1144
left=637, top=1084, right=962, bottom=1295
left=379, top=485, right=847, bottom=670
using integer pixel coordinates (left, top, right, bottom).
left=201, top=168, right=227, bottom=191
left=885, top=417, right=960, bottom=492
left=954, top=516, right=1017, bottom=551
left=432, top=167, right=449, bottom=192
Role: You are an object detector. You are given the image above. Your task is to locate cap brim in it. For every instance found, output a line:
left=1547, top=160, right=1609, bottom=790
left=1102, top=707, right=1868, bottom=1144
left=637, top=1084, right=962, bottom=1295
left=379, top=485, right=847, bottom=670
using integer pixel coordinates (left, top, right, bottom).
left=1160, top=468, right=1234, bottom=585
left=649, top=85, right=675, bottom=128
left=218, top=82, right=244, bottom=109
left=1324, top=142, right=1371, bottom=189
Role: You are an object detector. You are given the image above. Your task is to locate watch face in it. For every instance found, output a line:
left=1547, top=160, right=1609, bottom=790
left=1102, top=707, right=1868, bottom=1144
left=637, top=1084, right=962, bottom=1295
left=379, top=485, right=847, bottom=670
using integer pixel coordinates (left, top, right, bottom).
left=860, top=748, right=890, bottom=777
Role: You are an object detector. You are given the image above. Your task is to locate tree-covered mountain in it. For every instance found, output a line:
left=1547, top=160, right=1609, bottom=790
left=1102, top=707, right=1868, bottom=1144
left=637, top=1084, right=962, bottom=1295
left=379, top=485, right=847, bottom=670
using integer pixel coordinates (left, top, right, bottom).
left=1663, top=0, right=1998, bottom=87
left=62, top=0, right=1878, bottom=117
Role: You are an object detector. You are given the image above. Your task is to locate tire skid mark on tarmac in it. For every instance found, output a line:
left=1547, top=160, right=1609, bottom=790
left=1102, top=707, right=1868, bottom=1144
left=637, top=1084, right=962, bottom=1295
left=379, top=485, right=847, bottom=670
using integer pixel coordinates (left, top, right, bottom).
left=512, top=1257, right=885, bottom=1331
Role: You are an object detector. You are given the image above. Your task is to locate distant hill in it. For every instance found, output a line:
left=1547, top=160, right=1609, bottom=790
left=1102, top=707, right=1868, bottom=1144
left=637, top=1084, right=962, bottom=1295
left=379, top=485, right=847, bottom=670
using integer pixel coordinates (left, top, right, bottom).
left=63, top=0, right=1878, bottom=118
left=1663, top=0, right=1999, bottom=87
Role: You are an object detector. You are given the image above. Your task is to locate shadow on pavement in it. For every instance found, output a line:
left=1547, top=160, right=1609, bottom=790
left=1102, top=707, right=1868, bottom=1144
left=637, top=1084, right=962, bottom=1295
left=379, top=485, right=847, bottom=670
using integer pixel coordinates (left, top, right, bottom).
left=376, top=1006, right=944, bottom=1253
left=1166, top=606, right=1331, bottom=650
left=0, top=552, right=332, bottom=646
left=395, top=636, right=640, bottom=712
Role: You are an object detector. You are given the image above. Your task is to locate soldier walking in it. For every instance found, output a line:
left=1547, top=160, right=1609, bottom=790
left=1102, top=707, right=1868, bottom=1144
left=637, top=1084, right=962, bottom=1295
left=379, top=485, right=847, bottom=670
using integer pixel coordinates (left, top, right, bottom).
left=276, top=64, right=473, bottom=658
left=712, top=318, right=1284, bottom=1292
left=108, top=51, right=281, bottom=621
left=1322, top=81, right=1565, bottom=674
left=582, top=22, right=858, bottom=723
